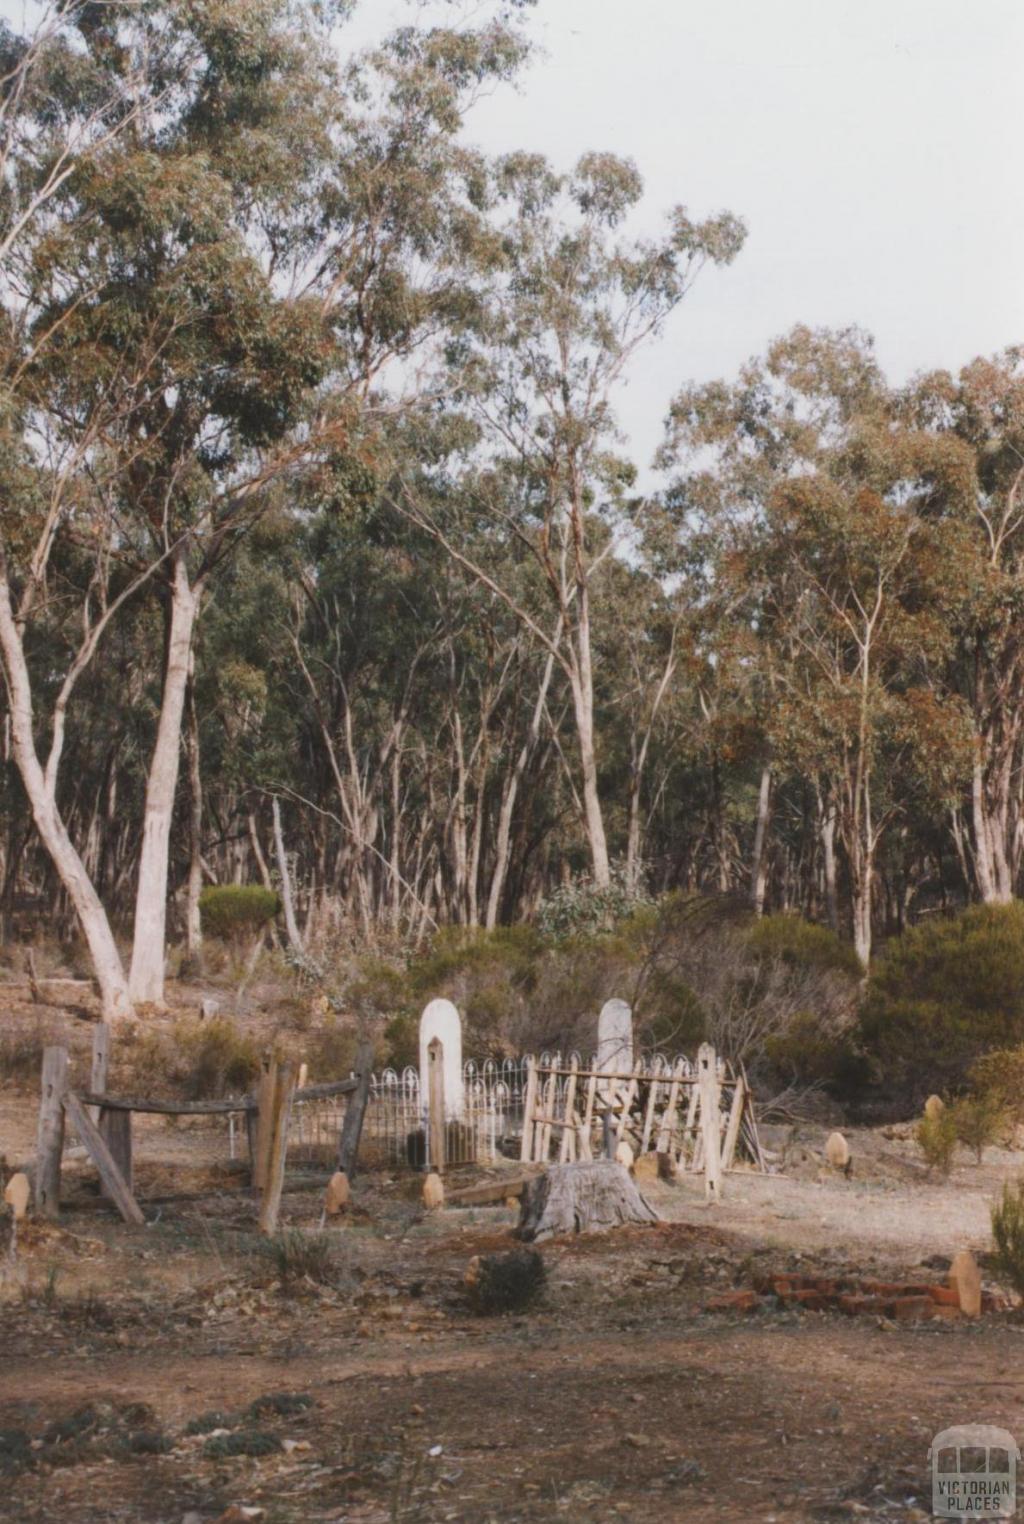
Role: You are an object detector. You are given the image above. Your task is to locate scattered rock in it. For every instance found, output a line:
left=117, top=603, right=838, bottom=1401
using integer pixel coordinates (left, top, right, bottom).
left=215, top=1509, right=266, bottom=1524
left=324, top=1171, right=350, bottom=1217
left=824, top=1133, right=850, bottom=1171
left=949, top=1249, right=982, bottom=1318
left=3, top=1173, right=30, bottom=1220
left=423, top=1173, right=444, bottom=1210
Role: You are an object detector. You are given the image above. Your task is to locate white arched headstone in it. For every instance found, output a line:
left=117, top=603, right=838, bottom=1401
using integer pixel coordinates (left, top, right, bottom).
left=596, top=998, right=633, bottom=1077
left=419, top=997, right=464, bottom=1118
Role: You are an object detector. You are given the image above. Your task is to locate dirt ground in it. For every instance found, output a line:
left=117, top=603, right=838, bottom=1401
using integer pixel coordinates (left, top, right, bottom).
left=2, top=996, right=1024, bottom=1523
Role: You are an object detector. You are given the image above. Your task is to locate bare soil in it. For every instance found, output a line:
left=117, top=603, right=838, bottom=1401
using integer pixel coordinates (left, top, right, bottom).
left=2, top=994, right=1023, bottom=1524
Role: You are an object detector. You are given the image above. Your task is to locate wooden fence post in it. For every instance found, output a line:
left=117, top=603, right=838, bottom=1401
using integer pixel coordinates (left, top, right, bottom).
left=36, top=1046, right=69, bottom=1219
left=337, top=1040, right=374, bottom=1180
left=520, top=1056, right=538, bottom=1164
left=63, top=1092, right=144, bottom=1226
left=89, top=1021, right=132, bottom=1199
left=698, top=1043, right=722, bottom=1203
left=252, top=1055, right=277, bottom=1195
left=427, top=1037, right=445, bottom=1174
left=258, top=1062, right=296, bottom=1236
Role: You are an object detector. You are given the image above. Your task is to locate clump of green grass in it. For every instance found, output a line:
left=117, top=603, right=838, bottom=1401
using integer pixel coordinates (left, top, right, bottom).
left=261, top=1230, right=337, bottom=1290
left=916, top=1106, right=958, bottom=1176
left=992, top=1177, right=1024, bottom=1300
left=248, top=1392, right=312, bottom=1418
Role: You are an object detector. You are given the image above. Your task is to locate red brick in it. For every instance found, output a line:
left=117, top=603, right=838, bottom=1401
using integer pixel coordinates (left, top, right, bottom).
left=927, top=1285, right=961, bottom=1306
left=885, top=1296, right=936, bottom=1322
left=706, top=1290, right=759, bottom=1313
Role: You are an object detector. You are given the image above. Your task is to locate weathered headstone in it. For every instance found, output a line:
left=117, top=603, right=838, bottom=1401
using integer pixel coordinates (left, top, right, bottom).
left=324, top=1170, right=350, bottom=1216
left=596, top=999, right=633, bottom=1077
left=423, top=1172, right=445, bottom=1210
left=4, top=1172, right=30, bottom=1220
left=419, top=999, right=463, bottom=1118
left=949, top=1248, right=982, bottom=1318
left=825, top=1132, right=850, bottom=1170
left=924, top=1094, right=945, bottom=1121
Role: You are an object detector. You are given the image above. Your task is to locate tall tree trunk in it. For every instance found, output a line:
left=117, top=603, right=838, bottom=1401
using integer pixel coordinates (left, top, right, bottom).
left=129, top=552, right=200, bottom=1005
left=0, top=567, right=130, bottom=1019
left=568, top=589, right=610, bottom=889
left=486, top=644, right=557, bottom=929
left=272, top=795, right=304, bottom=956
left=182, top=676, right=203, bottom=975
left=749, top=765, right=772, bottom=916
left=972, top=753, right=1014, bottom=904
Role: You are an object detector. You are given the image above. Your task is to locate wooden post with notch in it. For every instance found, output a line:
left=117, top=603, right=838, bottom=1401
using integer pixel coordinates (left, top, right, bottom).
left=90, top=1022, right=132, bottom=1199
left=721, top=1074, right=747, bottom=1171
left=36, top=1046, right=69, bottom=1219
left=427, top=1037, right=446, bottom=1174
left=257, top=1061, right=296, bottom=1235
left=337, top=1039, right=374, bottom=1179
left=90, top=1023, right=109, bottom=1124
left=698, top=1043, right=722, bottom=1203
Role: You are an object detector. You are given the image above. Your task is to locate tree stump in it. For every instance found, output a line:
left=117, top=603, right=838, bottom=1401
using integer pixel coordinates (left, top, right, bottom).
left=517, top=1160, right=659, bottom=1243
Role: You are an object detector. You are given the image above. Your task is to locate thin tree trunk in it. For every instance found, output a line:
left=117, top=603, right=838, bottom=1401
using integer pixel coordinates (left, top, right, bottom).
left=182, top=676, right=203, bottom=975
left=486, top=644, right=557, bottom=929
left=272, top=795, right=304, bottom=955
left=568, top=590, right=610, bottom=889
left=749, top=765, right=772, bottom=916
left=129, top=552, right=200, bottom=1005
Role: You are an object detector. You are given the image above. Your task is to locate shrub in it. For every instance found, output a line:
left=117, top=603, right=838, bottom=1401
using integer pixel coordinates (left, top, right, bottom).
left=127, top=1017, right=259, bottom=1100
left=465, top=1250, right=546, bottom=1315
left=0, top=1017, right=56, bottom=1083
left=970, top=1047, right=1024, bottom=1126
left=859, top=903, right=1024, bottom=1107
left=916, top=1106, right=958, bottom=1176
left=261, top=1229, right=337, bottom=1289
left=993, top=1179, right=1024, bottom=1299
left=198, top=885, right=281, bottom=942
left=951, top=1093, right=1006, bottom=1163
left=536, top=864, right=654, bottom=940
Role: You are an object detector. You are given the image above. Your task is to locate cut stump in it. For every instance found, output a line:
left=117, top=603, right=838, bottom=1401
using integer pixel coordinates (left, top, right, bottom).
left=517, top=1160, right=659, bottom=1243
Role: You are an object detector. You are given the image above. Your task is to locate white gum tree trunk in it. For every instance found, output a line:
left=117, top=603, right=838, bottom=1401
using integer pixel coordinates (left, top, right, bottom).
left=128, top=553, right=200, bottom=1005
left=0, top=565, right=131, bottom=1020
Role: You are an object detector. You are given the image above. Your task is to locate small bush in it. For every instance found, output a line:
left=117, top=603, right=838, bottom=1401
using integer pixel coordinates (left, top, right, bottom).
left=993, top=1178, right=1024, bottom=1299
left=204, top=1430, right=281, bottom=1459
left=262, top=1230, right=337, bottom=1289
left=0, top=1018, right=56, bottom=1083
left=466, top=1250, right=546, bottom=1316
left=952, top=1093, right=1006, bottom=1163
left=199, top=885, right=281, bottom=942
left=916, top=1106, right=958, bottom=1176
left=184, top=1410, right=232, bottom=1436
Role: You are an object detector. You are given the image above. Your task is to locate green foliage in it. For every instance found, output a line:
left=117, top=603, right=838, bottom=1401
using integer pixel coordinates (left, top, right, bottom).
left=860, top=904, right=1024, bottom=1104
left=128, top=1017, right=260, bottom=1100
left=951, top=1093, right=1006, bottom=1163
left=970, top=1047, right=1024, bottom=1126
left=748, top=915, right=864, bottom=979
left=204, top=1430, right=282, bottom=1459
left=198, top=885, right=281, bottom=941
left=466, top=1250, right=545, bottom=1315
left=536, top=865, right=654, bottom=940
left=916, top=1106, right=958, bottom=1176
left=992, top=1178, right=1024, bottom=1299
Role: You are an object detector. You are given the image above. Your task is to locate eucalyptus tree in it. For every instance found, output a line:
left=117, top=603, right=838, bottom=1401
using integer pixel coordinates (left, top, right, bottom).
left=1, top=0, right=533, bottom=1012
left=400, top=150, right=745, bottom=888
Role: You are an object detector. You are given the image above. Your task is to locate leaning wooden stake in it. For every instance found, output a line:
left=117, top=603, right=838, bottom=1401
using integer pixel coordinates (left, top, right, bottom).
left=698, top=1043, right=722, bottom=1203
left=721, top=1075, right=747, bottom=1172
left=36, top=1046, right=69, bottom=1219
left=258, top=1062, right=296, bottom=1236
left=337, top=1039, right=374, bottom=1179
left=252, top=1055, right=277, bottom=1194
left=63, top=1092, right=144, bottom=1226
left=427, top=1037, right=446, bottom=1174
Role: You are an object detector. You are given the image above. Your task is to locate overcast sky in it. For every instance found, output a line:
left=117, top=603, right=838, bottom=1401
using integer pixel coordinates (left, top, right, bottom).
left=348, top=0, right=1024, bottom=475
